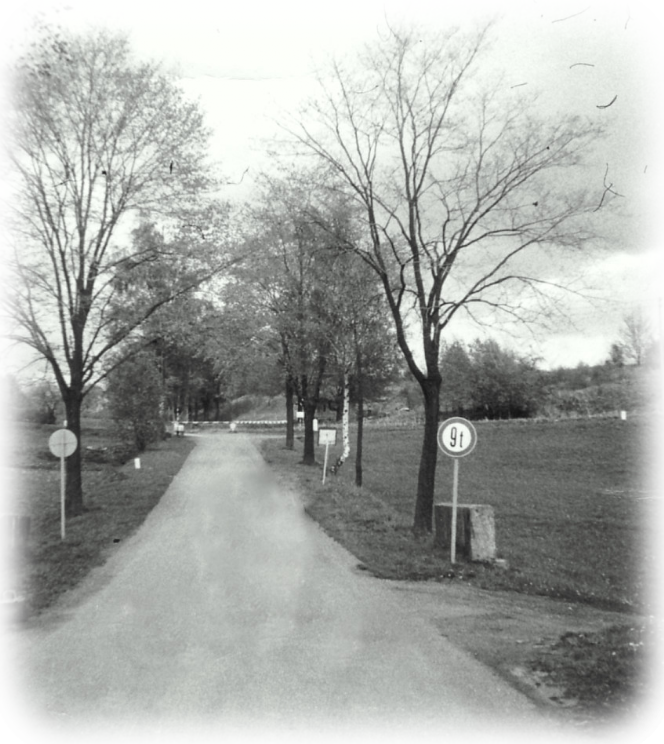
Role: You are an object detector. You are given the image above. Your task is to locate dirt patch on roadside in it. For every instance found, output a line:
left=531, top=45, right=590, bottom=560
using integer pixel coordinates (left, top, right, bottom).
left=379, top=578, right=647, bottom=723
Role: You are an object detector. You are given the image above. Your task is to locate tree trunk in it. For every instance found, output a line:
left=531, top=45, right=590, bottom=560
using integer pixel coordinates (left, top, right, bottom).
left=355, top=363, right=364, bottom=488
left=285, top=375, right=295, bottom=450
left=298, top=351, right=327, bottom=466
left=412, top=378, right=442, bottom=534
left=341, top=372, right=350, bottom=461
left=334, top=386, right=344, bottom=422
left=63, top=392, right=84, bottom=517
left=332, top=370, right=351, bottom=475
left=302, top=400, right=317, bottom=465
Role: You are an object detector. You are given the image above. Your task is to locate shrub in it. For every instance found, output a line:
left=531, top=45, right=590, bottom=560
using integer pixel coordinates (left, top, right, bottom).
left=439, top=338, right=543, bottom=420
left=106, top=351, right=165, bottom=452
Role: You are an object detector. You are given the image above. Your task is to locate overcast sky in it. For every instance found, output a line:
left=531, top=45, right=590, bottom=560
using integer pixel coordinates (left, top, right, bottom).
left=1, top=0, right=661, bottom=370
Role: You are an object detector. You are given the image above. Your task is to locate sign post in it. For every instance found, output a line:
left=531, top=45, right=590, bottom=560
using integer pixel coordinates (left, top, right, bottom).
left=437, top=417, right=477, bottom=564
left=48, top=429, right=78, bottom=540
left=318, top=428, right=338, bottom=484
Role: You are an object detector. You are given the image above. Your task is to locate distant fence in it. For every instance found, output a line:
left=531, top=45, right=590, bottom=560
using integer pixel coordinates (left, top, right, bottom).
left=182, top=420, right=289, bottom=430
left=232, top=420, right=288, bottom=428
left=185, top=417, right=444, bottom=433
left=178, top=408, right=639, bottom=435
left=363, top=416, right=423, bottom=429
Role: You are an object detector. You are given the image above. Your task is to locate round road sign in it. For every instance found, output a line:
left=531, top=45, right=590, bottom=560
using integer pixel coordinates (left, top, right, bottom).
left=48, top=429, right=78, bottom=458
left=437, top=417, right=477, bottom=458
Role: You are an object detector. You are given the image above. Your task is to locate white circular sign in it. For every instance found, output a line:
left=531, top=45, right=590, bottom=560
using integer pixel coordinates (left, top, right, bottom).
left=437, top=417, right=477, bottom=458
left=48, top=429, right=78, bottom=458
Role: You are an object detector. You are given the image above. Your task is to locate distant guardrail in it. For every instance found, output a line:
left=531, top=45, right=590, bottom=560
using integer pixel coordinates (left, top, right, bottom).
left=175, top=409, right=638, bottom=434
left=181, top=418, right=424, bottom=430
left=182, top=420, right=289, bottom=429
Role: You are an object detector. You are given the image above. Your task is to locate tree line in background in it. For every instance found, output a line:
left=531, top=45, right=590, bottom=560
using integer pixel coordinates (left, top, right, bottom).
left=8, top=376, right=63, bottom=425
left=439, top=339, right=539, bottom=420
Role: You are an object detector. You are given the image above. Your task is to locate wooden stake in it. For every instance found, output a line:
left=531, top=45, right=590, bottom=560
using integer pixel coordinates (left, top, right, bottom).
left=322, top=443, right=330, bottom=484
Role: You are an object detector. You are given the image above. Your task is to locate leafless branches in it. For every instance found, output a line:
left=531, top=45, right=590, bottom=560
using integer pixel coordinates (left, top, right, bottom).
left=278, top=21, right=614, bottom=531
left=593, top=163, right=624, bottom=211
left=287, top=24, right=606, bottom=388
left=5, top=28, right=227, bottom=398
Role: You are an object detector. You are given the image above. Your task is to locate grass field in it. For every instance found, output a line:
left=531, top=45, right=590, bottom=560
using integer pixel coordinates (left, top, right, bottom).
left=269, top=417, right=664, bottom=614
left=263, top=416, right=664, bottom=743
left=3, top=420, right=195, bottom=618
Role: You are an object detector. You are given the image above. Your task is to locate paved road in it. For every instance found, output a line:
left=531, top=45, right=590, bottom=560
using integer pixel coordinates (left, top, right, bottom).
left=8, top=433, right=544, bottom=737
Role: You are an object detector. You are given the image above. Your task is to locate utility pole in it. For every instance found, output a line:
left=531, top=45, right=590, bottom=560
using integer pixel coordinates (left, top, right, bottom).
left=657, top=297, right=664, bottom=412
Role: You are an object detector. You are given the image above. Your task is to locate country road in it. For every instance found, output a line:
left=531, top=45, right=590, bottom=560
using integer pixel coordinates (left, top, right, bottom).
left=5, top=432, right=548, bottom=740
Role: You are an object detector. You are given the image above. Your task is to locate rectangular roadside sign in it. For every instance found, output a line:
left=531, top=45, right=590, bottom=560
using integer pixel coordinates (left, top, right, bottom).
left=318, top=428, right=337, bottom=446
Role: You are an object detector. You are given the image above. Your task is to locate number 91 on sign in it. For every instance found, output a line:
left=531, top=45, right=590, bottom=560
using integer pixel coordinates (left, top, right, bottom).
left=437, top=417, right=477, bottom=458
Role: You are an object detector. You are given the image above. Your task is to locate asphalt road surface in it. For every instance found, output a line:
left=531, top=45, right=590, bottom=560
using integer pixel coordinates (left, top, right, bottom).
left=7, top=433, right=547, bottom=739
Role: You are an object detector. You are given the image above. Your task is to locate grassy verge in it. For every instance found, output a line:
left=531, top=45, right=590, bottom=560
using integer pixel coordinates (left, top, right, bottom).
left=6, top=421, right=195, bottom=619
left=260, top=417, right=654, bottom=611
left=262, top=442, right=458, bottom=579
left=259, top=417, right=654, bottom=720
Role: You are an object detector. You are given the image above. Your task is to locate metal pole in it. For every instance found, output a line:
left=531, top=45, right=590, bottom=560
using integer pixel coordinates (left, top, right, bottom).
left=657, top=297, right=664, bottom=413
left=450, top=458, right=459, bottom=564
left=60, top=454, right=66, bottom=540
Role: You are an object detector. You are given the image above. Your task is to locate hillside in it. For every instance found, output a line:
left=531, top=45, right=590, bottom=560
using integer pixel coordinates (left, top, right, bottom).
left=224, top=363, right=658, bottom=424
left=538, top=363, right=657, bottom=418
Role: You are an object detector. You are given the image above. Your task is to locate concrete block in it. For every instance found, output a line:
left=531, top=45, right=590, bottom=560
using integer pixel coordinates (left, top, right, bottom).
left=0, top=514, right=30, bottom=554
left=434, top=503, right=496, bottom=562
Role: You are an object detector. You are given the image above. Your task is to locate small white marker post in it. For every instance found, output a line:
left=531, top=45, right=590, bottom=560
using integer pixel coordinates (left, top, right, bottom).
left=318, top=428, right=338, bottom=484
left=48, top=429, right=78, bottom=541
left=437, top=417, right=478, bottom=564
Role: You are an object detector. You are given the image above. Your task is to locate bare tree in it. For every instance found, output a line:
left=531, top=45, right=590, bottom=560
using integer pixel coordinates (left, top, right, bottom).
left=244, top=172, right=341, bottom=465
left=4, top=28, right=233, bottom=515
left=619, top=308, right=653, bottom=366
left=288, top=23, right=608, bottom=532
left=321, top=232, right=396, bottom=483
